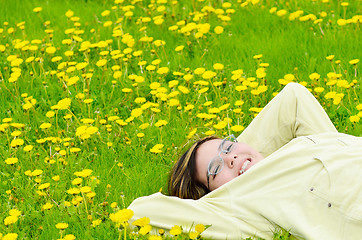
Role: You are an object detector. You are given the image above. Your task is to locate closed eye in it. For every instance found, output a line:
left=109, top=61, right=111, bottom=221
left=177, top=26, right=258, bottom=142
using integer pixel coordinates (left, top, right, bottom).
left=225, top=143, right=233, bottom=152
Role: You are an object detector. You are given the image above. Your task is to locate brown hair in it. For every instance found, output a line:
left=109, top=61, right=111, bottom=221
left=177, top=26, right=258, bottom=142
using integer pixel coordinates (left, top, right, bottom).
left=168, top=136, right=218, bottom=200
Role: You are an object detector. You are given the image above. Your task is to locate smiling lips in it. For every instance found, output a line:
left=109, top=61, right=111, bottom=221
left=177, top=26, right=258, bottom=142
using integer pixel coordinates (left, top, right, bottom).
left=239, top=159, right=251, bottom=175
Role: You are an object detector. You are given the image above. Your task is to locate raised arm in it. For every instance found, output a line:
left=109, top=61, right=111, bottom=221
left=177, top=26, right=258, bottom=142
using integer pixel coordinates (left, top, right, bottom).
left=237, top=82, right=337, bottom=157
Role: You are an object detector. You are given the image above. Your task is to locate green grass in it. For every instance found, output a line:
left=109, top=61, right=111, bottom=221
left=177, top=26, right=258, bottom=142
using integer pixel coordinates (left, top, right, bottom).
left=0, top=0, right=361, bottom=239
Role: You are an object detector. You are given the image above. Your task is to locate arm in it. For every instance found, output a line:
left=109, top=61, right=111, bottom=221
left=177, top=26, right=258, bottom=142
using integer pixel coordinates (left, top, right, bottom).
left=237, top=82, right=337, bottom=157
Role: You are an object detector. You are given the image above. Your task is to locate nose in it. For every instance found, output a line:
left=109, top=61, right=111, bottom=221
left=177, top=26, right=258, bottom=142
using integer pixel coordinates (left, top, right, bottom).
left=224, top=154, right=237, bottom=168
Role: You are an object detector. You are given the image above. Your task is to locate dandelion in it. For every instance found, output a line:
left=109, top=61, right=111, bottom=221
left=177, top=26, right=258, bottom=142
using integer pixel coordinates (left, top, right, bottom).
left=157, top=67, right=169, bottom=74
left=132, top=217, right=150, bottom=227
left=189, top=231, right=199, bottom=239
left=170, top=225, right=182, bottom=236
left=276, top=9, right=287, bottom=17
left=150, top=144, right=164, bottom=153
left=40, top=123, right=52, bottom=129
left=33, top=7, right=42, bottom=13
left=349, top=115, right=360, bottom=123
left=175, top=45, right=184, bottom=52
left=56, top=223, right=69, bottom=230
left=349, top=59, right=359, bottom=65
left=42, top=202, right=53, bottom=210
left=57, top=98, right=71, bottom=110
left=214, top=26, right=224, bottom=34
left=109, top=209, right=134, bottom=224
left=96, top=59, right=107, bottom=67
left=314, top=87, right=324, bottom=93
left=5, top=157, right=18, bottom=165
left=309, top=73, right=320, bottom=80
left=213, top=63, right=224, bottom=70
left=72, top=178, right=83, bottom=185
left=139, top=224, right=152, bottom=235
left=4, top=215, right=18, bottom=225
left=231, top=125, right=245, bottom=132
left=52, top=175, right=60, bottom=181
left=64, top=234, right=76, bottom=240
left=67, top=188, right=80, bottom=195
left=2, top=233, right=18, bottom=240
left=155, top=120, right=168, bottom=127
left=38, top=183, right=50, bottom=190
left=149, top=235, right=162, bottom=240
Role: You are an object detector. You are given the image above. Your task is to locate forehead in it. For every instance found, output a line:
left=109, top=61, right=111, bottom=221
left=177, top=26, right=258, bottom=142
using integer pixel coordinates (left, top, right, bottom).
left=197, top=139, right=223, bottom=156
left=195, top=139, right=222, bottom=171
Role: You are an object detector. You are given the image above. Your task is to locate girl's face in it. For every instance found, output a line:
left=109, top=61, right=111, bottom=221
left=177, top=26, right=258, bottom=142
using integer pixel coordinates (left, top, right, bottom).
left=195, top=139, right=264, bottom=191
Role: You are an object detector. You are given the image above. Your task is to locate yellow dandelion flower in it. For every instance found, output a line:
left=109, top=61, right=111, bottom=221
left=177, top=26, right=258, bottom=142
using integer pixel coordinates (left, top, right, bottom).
left=214, top=26, right=224, bottom=34
left=253, top=54, right=263, bottom=59
left=67, top=188, right=80, bottom=195
left=84, top=98, right=94, bottom=104
left=38, top=183, right=50, bottom=190
left=157, top=67, right=169, bottom=74
left=64, top=234, right=76, bottom=240
left=46, top=111, right=55, bottom=118
left=314, top=87, right=325, bottom=93
left=52, top=175, right=60, bottom=181
left=349, top=115, right=360, bottom=123
left=57, top=98, right=71, bottom=110
left=42, top=202, right=53, bottom=210
left=2, top=233, right=18, bottom=240
left=337, top=19, right=346, bottom=26
left=194, top=68, right=205, bottom=75
left=155, top=120, right=168, bottom=127
left=256, top=68, right=266, bottom=78
left=92, top=219, right=102, bottom=227
left=187, top=128, right=197, bottom=139
left=139, top=224, right=152, bottom=235
left=131, top=108, right=143, bottom=117
left=189, top=231, right=199, bottom=239
left=80, top=186, right=92, bottom=193
left=341, top=2, right=349, bottom=7
left=4, top=215, right=18, bottom=225
left=33, top=7, right=42, bottom=13
left=231, top=125, right=245, bottom=132
left=109, top=209, right=134, bottom=223
left=175, top=45, right=184, bottom=52
left=96, top=59, right=107, bottom=67
left=113, top=71, right=122, bottom=79
left=5, top=157, right=18, bottom=165
left=198, top=87, right=209, bottom=94
left=195, top=224, right=206, bottom=233
left=170, top=225, right=182, bottom=236
left=235, top=85, right=247, bottom=91
left=213, top=63, right=224, bottom=70
left=9, top=209, right=21, bottom=217
left=46, top=46, right=56, bottom=54
left=326, top=55, right=334, bottom=61
left=168, top=98, right=180, bottom=106
left=276, top=9, right=287, bottom=17
left=56, top=223, right=69, bottom=230
left=137, top=133, right=145, bottom=138
left=32, top=169, right=43, bottom=176
left=309, top=73, right=320, bottom=80
left=349, top=59, right=359, bottom=65
left=40, top=123, right=52, bottom=129
left=132, top=217, right=150, bottom=227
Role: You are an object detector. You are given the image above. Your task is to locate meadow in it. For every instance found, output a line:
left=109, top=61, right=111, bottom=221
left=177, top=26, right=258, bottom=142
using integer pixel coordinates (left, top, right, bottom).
left=0, top=0, right=361, bottom=239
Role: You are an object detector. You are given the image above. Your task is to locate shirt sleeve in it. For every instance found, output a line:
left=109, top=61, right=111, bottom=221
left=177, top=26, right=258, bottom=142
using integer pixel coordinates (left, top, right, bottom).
left=237, top=82, right=337, bottom=157
left=127, top=192, right=242, bottom=239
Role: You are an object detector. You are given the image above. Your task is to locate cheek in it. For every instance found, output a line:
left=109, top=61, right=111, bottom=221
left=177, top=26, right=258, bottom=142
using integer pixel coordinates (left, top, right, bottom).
left=213, top=170, right=236, bottom=189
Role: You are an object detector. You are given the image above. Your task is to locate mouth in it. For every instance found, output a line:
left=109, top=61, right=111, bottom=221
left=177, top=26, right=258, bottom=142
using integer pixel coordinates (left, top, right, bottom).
left=239, top=158, right=251, bottom=175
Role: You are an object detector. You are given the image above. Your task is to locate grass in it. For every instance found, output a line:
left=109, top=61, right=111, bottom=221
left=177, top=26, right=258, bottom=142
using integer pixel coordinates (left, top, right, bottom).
left=0, top=0, right=361, bottom=239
